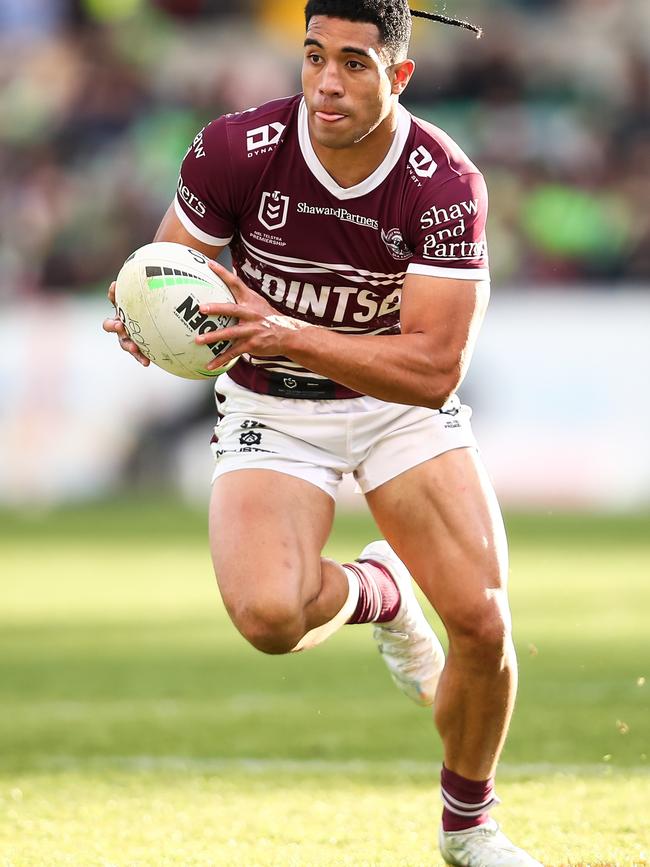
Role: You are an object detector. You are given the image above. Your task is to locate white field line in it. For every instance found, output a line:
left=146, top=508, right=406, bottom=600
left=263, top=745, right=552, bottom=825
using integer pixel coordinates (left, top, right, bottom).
left=19, top=756, right=650, bottom=777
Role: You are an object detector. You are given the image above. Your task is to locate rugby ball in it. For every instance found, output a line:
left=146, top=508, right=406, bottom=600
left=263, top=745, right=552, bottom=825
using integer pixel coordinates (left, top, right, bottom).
left=114, top=242, right=238, bottom=379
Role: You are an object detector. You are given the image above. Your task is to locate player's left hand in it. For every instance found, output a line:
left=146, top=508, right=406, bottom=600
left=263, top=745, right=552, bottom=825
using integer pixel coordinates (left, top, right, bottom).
left=196, top=260, right=313, bottom=370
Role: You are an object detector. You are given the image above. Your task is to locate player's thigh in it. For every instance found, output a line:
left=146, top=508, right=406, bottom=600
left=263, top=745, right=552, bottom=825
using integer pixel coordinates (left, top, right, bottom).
left=364, top=447, right=510, bottom=633
left=209, top=468, right=335, bottom=620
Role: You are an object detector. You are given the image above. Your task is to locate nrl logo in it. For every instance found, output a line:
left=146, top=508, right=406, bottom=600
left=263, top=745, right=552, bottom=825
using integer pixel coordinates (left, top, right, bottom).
left=258, top=191, right=290, bottom=231
left=381, top=227, right=413, bottom=260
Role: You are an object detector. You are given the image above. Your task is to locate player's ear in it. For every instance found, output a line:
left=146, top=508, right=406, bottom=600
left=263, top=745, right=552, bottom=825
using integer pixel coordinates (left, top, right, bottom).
left=389, top=59, right=415, bottom=95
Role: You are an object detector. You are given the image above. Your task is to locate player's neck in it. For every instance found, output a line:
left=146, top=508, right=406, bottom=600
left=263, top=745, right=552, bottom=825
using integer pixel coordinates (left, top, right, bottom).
left=309, top=107, right=399, bottom=190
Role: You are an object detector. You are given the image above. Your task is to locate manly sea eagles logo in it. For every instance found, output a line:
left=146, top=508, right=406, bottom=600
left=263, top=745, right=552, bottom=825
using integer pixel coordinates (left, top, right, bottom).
left=381, top=227, right=413, bottom=260
left=258, top=190, right=290, bottom=231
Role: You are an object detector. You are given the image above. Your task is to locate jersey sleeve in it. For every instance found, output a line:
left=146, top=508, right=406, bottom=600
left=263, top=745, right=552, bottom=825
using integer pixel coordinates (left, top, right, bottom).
left=407, top=172, right=490, bottom=281
left=174, top=117, right=236, bottom=246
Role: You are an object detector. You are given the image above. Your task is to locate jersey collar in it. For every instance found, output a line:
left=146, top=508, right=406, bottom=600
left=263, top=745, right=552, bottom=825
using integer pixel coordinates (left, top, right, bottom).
left=298, top=97, right=411, bottom=201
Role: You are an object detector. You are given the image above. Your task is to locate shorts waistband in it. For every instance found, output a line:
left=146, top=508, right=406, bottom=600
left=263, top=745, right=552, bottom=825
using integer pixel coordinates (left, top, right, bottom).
left=266, top=372, right=339, bottom=399
left=227, top=362, right=363, bottom=400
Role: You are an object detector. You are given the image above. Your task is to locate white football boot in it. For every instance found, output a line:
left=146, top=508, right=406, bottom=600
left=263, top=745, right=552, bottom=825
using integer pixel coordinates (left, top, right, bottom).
left=439, top=819, right=543, bottom=867
left=358, top=541, right=445, bottom=707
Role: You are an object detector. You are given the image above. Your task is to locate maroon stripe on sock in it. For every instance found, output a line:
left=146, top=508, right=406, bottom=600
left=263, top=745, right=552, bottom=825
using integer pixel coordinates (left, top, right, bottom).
left=345, top=561, right=400, bottom=624
left=441, top=765, right=496, bottom=832
left=358, top=559, right=401, bottom=622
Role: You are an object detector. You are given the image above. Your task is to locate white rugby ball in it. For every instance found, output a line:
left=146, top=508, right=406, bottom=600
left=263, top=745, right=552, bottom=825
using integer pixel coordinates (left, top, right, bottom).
left=114, top=242, right=238, bottom=379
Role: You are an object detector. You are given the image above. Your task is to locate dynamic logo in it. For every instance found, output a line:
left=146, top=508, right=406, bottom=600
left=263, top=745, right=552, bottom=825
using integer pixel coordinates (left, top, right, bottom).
left=409, top=145, right=438, bottom=179
left=247, top=122, right=286, bottom=154
left=258, top=191, right=290, bottom=231
left=381, top=228, right=413, bottom=260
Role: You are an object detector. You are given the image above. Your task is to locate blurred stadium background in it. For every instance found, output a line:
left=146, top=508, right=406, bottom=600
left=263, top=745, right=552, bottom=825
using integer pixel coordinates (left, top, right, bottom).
left=0, top=0, right=649, bottom=509
left=2, top=2, right=649, bottom=865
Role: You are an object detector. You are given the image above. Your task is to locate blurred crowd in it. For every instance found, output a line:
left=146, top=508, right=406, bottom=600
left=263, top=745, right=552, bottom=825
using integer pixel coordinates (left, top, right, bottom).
left=1, top=0, right=649, bottom=299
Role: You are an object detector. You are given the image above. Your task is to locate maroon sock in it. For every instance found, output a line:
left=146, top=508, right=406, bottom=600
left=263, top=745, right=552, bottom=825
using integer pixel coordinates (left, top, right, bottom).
left=345, top=561, right=401, bottom=624
left=441, top=765, right=500, bottom=832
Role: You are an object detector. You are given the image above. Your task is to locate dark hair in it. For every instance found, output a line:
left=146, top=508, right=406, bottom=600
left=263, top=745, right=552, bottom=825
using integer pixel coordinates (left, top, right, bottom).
left=304, top=0, right=413, bottom=61
left=304, top=1, right=481, bottom=62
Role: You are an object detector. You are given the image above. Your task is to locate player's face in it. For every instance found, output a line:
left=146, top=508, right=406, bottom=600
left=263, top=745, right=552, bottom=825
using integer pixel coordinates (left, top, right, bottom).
left=302, top=16, right=410, bottom=150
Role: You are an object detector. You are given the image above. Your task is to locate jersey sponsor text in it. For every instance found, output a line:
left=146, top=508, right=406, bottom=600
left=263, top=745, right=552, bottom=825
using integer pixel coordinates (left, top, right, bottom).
left=177, top=176, right=206, bottom=218
left=191, top=129, right=206, bottom=160
left=240, top=259, right=401, bottom=325
left=297, top=202, right=378, bottom=230
left=423, top=238, right=487, bottom=261
left=420, top=198, right=479, bottom=229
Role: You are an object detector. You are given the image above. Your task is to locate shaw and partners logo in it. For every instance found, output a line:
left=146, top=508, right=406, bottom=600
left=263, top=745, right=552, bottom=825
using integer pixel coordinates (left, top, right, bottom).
left=246, top=122, right=286, bottom=155
left=191, top=128, right=206, bottom=159
left=258, top=190, right=290, bottom=231
left=177, top=176, right=206, bottom=218
left=297, top=202, right=379, bottom=230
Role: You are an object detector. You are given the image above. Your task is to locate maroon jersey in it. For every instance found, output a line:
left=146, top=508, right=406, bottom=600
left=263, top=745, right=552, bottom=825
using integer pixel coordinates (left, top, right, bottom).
left=175, top=94, right=489, bottom=398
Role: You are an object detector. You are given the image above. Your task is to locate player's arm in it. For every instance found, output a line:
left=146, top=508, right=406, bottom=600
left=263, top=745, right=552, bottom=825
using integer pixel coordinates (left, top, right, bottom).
left=102, top=206, right=228, bottom=365
left=284, top=271, right=489, bottom=408
left=197, top=263, right=488, bottom=409
left=152, top=203, right=228, bottom=258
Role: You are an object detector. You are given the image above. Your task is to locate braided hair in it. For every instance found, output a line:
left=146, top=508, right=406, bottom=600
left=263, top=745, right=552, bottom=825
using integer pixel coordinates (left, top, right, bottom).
left=410, top=8, right=481, bottom=38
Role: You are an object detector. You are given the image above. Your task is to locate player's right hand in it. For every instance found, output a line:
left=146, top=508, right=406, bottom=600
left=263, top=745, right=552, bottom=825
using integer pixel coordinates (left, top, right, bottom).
left=102, top=281, right=150, bottom=367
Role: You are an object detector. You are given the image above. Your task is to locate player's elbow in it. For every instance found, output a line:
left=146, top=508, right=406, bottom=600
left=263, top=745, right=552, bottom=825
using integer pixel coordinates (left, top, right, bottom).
left=420, top=358, right=462, bottom=409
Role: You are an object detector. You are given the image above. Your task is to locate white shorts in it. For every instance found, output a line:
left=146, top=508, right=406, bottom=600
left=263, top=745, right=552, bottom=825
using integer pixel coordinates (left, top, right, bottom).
left=210, top=374, right=477, bottom=500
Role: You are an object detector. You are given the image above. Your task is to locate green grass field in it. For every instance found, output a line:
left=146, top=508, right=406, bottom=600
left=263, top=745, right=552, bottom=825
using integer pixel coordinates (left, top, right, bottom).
left=2, top=502, right=649, bottom=866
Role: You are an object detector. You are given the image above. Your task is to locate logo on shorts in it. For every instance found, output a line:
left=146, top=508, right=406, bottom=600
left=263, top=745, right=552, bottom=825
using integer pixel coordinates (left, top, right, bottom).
left=239, top=431, right=263, bottom=446
left=283, top=377, right=298, bottom=390
left=258, top=191, right=290, bottom=231
left=381, top=228, right=413, bottom=260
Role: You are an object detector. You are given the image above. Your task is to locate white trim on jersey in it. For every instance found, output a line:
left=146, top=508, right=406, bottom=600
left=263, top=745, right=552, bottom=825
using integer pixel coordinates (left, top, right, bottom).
left=241, top=236, right=407, bottom=282
left=173, top=197, right=233, bottom=247
left=298, top=99, right=412, bottom=201
left=407, top=263, right=490, bottom=281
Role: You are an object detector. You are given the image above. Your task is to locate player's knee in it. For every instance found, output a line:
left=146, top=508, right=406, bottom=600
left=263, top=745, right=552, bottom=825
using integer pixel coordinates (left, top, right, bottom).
left=442, top=598, right=512, bottom=659
left=233, top=599, right=304, bottom=655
